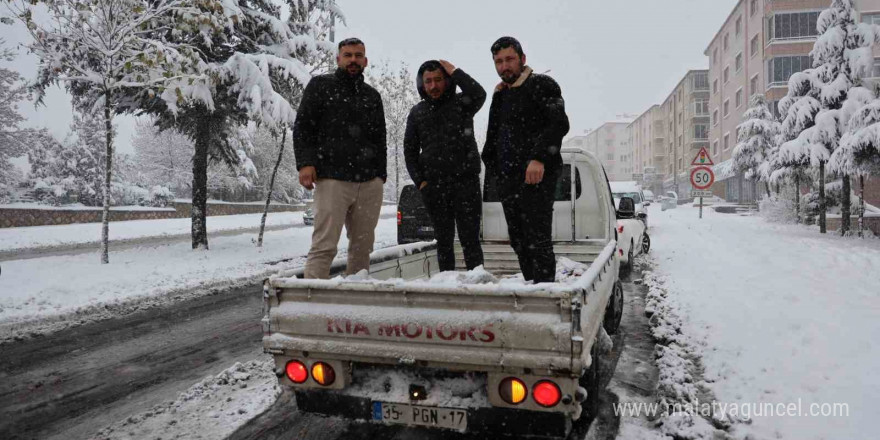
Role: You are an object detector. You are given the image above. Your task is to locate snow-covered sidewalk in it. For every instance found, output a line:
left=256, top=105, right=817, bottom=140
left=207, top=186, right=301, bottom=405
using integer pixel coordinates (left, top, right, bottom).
left=648, top=205, right=880, bottom=440
left=0, top=214, right=399, bottom=339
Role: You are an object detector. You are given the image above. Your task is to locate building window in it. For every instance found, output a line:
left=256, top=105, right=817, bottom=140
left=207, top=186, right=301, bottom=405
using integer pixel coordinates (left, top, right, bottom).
left=723, top=133, right=730, bottom=150
left=723, top=33, right=729, bottom=51
left=723, top=99, right=730, bottom=117
left=736, top=88, right=743, bottom=108
left=767, top=55, right=812, bottom=86
left=751, top=0, right=758, bottom=17
left=606, top=153, right=614, bottom=161
left=751, top=34, right=759, bottom=58
left=713, top=79, right=718, bottom=94
left=862, top=13, right=880, bottom=25
left=735, top=53, right=743, bottom=72
left=872, top=58, right=880, bottom=77
left=694, top=123, right=709, bottom=140
left=750, top=74, right=759, bottom=95
left=724, top=66, right=730, bottom=83
left=694, top=99, right=709, bottom=116
left=713, top=109, right=719, bottom=126
left=713, top=139, right=719, bottom=156
left=693, top=72, right=709, bottom=90
left=736, top=16, right=742, bottom=36
left=713, top=47, right=719, bottom=64
left=768, top=11, right=821, bottom=41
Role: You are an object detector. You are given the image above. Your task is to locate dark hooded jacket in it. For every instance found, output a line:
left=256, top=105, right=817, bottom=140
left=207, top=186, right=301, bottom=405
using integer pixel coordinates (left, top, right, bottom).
left=293, top=68, right=387, bottom=182
left=403, top=62, right=487, bottom=185
left=481, top=67, right=570, bottom=195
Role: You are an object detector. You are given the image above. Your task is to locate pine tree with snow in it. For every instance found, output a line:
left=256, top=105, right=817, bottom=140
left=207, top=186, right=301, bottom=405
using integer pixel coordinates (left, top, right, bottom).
left=733, top=95, right=778, bottom=198
left=778, top=0, right=880, bottom=234
left=774, top=71, right=821, bottom=222
left=131, top=0, right=338, bottom=250
left=8, top=0, right=222, bottom=262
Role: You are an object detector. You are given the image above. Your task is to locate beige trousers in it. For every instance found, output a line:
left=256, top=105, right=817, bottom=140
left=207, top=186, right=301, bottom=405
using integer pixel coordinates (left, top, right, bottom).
left=303, top=177, right=384, bottom=279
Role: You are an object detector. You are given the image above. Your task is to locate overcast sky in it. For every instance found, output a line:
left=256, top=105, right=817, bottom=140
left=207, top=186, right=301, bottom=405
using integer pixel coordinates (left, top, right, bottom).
left=5, top=0, right=733, bottom=164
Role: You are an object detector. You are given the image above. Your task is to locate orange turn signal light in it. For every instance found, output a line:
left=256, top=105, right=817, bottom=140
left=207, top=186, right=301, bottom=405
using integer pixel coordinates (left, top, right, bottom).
left=311, top=362, right=336, bottom=386
left=498, top=377, right=527, bottom=405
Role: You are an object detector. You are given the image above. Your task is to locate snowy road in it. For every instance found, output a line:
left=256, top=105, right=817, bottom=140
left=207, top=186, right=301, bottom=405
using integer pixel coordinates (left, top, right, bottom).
left=0, top=260, right=659, bottom=440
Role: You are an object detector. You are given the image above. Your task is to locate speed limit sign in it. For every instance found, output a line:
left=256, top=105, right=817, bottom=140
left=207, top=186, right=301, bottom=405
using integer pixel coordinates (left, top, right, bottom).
left=690, top=166, right=714, bottom=190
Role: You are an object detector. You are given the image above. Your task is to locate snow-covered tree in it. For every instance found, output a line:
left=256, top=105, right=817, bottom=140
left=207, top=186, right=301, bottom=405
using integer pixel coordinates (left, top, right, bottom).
left=131, top=118, right=193, bottom=196
left=774, top=71, right=821, bottom=222
left=367, top=60, right=420, bottom=202
left=733, top=94, right=778, bottom=198
left=0, top=38, right=36, bottom=202
left=777, top=0, right=880, bottom=234
left=132, top=0, right=339, bottom=250
left=8, top=0, right=220, bottom=262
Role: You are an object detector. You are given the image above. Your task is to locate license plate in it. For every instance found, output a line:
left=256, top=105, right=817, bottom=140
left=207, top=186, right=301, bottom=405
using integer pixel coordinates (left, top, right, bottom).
left=372, top=401, right=467, bottom=431
left=419, top=226, right=434, bottom=232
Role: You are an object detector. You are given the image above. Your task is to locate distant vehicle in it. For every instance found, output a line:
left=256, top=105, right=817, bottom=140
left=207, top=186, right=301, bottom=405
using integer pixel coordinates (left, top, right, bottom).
left=643, top=189, right=655, bottom=202
left=303, top=207, right=315, bottom=226
left=610, top=181, right=648, bottom=227
left=660, top=191, right=678, bottom=211
left=614, top=197, right=649, bottom=269
left=397, top=184, right=434, bottom=244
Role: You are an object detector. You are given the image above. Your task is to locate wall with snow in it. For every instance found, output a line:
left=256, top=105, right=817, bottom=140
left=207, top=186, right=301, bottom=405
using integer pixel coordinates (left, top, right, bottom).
left=0, top=200, right=307, bottom=228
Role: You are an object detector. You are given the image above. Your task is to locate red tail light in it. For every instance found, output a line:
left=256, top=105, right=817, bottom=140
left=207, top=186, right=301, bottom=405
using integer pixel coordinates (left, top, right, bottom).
left=619, top=249, right=624, bottom=256
left=498, top=377, right=527, bottom=405
left=617, top=224, right=624, bottom=233
left=311, top=362, right=336, bottom=386
left=533, top=381, right=561, bottom=407
left=397, top=211, right=402, bottom=225
left=285, top=360, right=308, bottom=384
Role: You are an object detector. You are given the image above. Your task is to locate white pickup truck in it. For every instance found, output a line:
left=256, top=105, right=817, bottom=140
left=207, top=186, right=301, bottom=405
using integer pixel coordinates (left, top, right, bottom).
left=261, top=147, right=624, bottom=438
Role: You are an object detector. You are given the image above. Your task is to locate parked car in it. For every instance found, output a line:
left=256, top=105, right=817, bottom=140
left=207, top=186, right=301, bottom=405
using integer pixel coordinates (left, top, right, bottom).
left=610, top=181, right=649, bottom=227
left=303, top=207, right=315, bottom=226
left=397, top=184, right=434, bottom=244
left=614, top=197, right=649, bottom=270
left=643, top=189, right=655, bottom=202
left=660, top=191, right=679, bottom=211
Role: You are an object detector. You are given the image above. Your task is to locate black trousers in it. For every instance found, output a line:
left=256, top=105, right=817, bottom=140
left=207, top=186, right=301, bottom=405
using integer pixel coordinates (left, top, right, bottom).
left=499, top=170, right=557, bottom=283
left=420, top=175, right=484, bottom=272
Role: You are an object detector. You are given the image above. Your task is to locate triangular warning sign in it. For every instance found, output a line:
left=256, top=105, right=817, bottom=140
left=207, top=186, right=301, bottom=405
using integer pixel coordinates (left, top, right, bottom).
left=691, top=147, right=714, bottom=166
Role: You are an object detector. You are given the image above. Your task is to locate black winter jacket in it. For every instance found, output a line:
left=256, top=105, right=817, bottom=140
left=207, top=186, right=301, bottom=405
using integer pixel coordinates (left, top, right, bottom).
left=481, top=68, right=570, bottom=192
left=293, top=68, right=387, bottom=182
left=404, top=65, right=486, bottom=185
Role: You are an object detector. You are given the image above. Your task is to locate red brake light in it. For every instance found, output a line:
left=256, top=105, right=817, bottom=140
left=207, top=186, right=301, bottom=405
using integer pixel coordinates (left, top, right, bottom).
left=498, top=377, right=527, bottom=405
left=533, top=381, right=561, bottom=407
left=285, top=360, right=308, bottom=384
left=397, top=211, right=402, bottom=225
left=617, top=224, right=624, bottom=233
left=311, top=362, right=336, bottom=386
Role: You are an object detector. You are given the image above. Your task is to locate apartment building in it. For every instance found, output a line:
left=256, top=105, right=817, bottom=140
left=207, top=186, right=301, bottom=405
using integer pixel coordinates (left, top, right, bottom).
left=660, top=70, right=711, bottom=197
left=562, top=121, right=632, bottom=181
left=705, top=0, right=880, bottom=203
left=627, top=105, right=667, bottom=194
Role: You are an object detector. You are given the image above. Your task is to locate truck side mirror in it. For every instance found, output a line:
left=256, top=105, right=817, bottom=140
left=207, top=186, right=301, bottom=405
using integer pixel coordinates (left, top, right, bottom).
left=617, top=197, right=636, bottom=219
left=637, top=212, right=647, bottom=219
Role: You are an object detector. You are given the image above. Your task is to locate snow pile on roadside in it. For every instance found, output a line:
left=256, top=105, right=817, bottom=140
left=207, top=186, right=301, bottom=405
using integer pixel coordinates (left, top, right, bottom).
left=345, top=367, right=490, bottom=409
left=92, top=357, right=280, bottom=440
left=643, top=269, right=731, bottom=440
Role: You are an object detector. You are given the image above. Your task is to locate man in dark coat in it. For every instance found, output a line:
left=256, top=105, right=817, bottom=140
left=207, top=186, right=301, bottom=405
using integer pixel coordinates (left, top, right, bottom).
left=481, top=37, right=570, bottom=283
left=404, top=60, right=486, bottom=271
left=293, top=37, right=386, bottom=279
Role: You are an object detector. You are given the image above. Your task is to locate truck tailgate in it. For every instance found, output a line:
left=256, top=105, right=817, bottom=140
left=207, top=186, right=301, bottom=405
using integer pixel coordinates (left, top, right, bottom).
left=264, top=280, right=576, bottom=372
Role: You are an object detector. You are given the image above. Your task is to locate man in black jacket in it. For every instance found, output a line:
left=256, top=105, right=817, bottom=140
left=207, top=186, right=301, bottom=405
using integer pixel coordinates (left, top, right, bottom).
left=482, top=37, right=570, bottom=283
left=293, top=38, right=386, bottom=279
left=404, top=60, right=486, bottom=272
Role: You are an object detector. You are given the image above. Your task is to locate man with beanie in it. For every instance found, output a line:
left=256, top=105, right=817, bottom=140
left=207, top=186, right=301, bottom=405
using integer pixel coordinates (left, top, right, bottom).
left=482, top=37, right=570, bottom=283
left=404, top=60, right=486, bottom=271
left=294, top=38, right=387, bottom=279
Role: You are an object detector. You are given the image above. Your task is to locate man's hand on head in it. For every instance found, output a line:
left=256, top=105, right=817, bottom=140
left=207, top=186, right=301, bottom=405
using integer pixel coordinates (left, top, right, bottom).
left=438, top=60, right=457, bottom=76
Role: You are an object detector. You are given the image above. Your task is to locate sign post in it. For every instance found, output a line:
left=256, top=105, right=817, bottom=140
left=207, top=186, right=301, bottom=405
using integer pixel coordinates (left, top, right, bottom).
left=690, top=147, right=715, bottom=219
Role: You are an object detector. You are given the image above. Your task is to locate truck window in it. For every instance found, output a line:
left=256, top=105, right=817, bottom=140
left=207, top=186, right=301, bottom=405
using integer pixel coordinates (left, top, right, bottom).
left=483, top=165, right=581, bottom=203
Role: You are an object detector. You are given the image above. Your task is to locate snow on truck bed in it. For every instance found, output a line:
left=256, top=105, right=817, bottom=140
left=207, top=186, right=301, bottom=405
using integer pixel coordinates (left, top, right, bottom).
left=271, top=242, right=618, bottom=296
